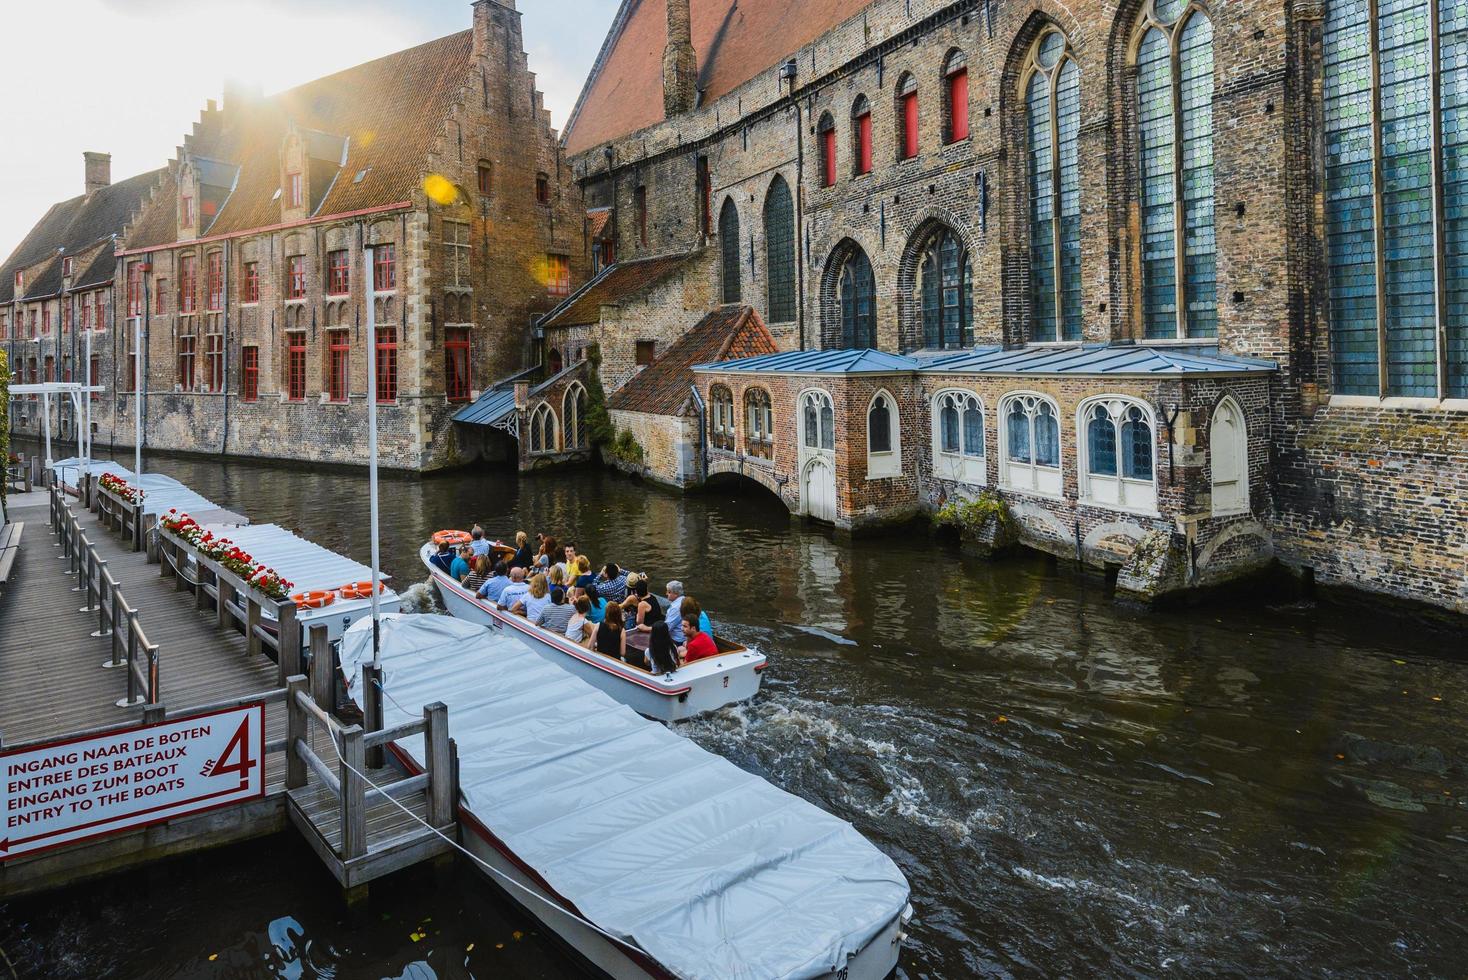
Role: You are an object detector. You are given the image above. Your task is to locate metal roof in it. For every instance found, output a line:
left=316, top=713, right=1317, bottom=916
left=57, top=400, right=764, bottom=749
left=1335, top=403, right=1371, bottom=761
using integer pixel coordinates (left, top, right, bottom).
left=451, top=386, right=517, bottom=426
left=201, top=522, right=393, bottom=598
left=696, top=343, right=1277, bottom=378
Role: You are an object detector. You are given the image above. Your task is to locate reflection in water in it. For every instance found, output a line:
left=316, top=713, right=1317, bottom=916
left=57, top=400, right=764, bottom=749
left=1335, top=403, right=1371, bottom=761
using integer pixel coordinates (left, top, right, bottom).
left=3, top=445, right=1466, bottom=978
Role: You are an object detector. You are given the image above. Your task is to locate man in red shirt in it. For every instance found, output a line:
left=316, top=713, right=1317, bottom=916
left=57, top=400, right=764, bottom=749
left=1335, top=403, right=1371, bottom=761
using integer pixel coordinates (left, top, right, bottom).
left=680, top=597, right=719, bottom=663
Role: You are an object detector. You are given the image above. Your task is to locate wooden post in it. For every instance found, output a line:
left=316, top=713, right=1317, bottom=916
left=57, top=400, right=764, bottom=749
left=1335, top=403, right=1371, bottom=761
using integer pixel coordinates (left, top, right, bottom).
left=131, top=501, right=143, bottom=552
left=174, top=541, right=189, bottom=593
left=145, top=515, right=158, bottom=563
left=340, top=725, right=367, bottom=860
left=246, top=595, right=262, bottom=659
left=362, top=663, right=383, bottom=769
left=92, top=560, right=111, bottom=635
left=425, top=702, right=452, bottom=827
left=277, top=601, right=301, bottom=682
left=309, top=625, right=332, bottom=712
left=285, top=676, right=308, bottom=790
left=143, top=703, right=165, bottom=725
left=160, top=535, right=171, bottom=578
left=194, top=565, right=209, bottom=613
left=217, top=578, right=235, bottom=631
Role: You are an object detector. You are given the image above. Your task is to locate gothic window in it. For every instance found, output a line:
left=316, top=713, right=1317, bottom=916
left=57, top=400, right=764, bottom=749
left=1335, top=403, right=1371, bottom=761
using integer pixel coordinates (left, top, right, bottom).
left=1324, top=0, right=1467, bottom=397
left=563, top=383, right=588, bottom=449
left=838, top=247, right=877, bottom=348
left=719, top=198, right=742, bottom=303
left=852, top=96, right=873, bottom=175
left=1079, top=397, right=1157, bottom=512
left=744, top=387, right=774, bottom=459
left=444, top=220, right=471, bottom=289
left=1025, top=30, right=1082, bottom=342
left=529, top=403, right=555, bottom=454
left=710, top=384, right=736, bottom=450
left=933, top=390, right=985, bottom=483
left=765, top=176, right=797, bottom=322
left=867, top=390, right=901, bottom=477
left=802, top=390, right=835, bottom=451
left=1001, top=393, right=1062, bottom=496
left=1135, top=0, right=1216, bottom=339
left=896, top=72, right=919, bottom=160
left=1209, top=396, right=1249, bottom=514
left=918, top=227, right=971, bottom=349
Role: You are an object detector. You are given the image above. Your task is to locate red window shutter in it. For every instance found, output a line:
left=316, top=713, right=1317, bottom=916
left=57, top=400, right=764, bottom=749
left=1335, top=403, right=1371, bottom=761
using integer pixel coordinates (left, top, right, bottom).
left=948, top=70, right=969, bottom=142
left=858, top=114, right=873, bottom=174
left=902, top=93, right=919, bottom=159
left=823, top=129, right=837, bottom=186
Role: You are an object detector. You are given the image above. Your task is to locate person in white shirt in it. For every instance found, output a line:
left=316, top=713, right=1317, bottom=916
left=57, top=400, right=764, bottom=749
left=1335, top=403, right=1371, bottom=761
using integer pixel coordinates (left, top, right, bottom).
left=496, top=567, right=530, bottom=614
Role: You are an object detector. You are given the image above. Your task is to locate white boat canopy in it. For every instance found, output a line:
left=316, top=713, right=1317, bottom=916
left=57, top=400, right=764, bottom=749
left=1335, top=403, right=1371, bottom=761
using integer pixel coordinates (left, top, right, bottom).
left=341, top=615, right=910, bottom=980
left=205, top=522, right=393, bottom=598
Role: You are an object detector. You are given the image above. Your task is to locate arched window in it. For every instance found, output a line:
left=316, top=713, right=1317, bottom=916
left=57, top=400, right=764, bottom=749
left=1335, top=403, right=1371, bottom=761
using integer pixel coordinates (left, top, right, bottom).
left=528, top=403, right=555, bottom=454
left=744, top=387, right=774, bottom=460
left=932, top=390, right=985, bottom=484
left=918, top=228, right=972, bottom=349
left=1025, top=30, right=1082, bottom=342
left=709, top=384, right=735, bottom=450
left=1079, top=397, right=1157, bottom=512
left=867, top=390, right=901, bottom=478
left=1323, top=0, right=1466, bottom=397
left=896, top=73, right=919, bottom=161
left=764, top=177, right=796, bottom=323
left=1135, top=1, right=1216, bottom=340
left=818, top=113, right=838, bottom=187
left=1000, top=393, right=1062, bottom=496
left=562, top=383, right=588, bottom=450
left=851, top=96, right=873, bottom=175
left=802, top=390, right=835, bottom=451
left=1209, top=396, right=1248, bottom=514
left=944, top=50, right=970, bottom=143
left=719, top=198, right=742, bottom=304
left=838, top=247, right=877, bottom=349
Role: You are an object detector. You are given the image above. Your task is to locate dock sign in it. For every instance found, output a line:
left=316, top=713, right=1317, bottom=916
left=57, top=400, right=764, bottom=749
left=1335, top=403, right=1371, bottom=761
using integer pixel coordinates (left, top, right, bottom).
left=1, top=704, right=266, bottom=861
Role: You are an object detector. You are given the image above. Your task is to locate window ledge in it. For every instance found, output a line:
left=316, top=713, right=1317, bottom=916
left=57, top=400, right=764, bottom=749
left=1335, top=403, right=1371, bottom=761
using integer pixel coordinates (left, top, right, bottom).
left=1078, top=497, right=1162, bottom=520
left=999, top=482, right=1065, bottom=502
left=1328, top=394, right=1465, bottom=411
left=1135, top=337, right=1217, bottom=346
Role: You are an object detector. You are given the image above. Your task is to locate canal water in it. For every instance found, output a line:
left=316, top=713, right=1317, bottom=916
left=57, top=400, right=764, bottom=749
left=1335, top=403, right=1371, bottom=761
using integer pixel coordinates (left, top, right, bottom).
left=3, top=448, right=1465, bottom=978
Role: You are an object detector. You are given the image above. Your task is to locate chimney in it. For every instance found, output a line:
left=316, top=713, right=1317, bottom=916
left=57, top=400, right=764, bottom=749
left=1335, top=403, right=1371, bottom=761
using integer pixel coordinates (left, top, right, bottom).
left=84, top=151, right=111, bottom=196
left=471, top=0, right=517, bottom=61
left=663, top=0, right=698, bottom=117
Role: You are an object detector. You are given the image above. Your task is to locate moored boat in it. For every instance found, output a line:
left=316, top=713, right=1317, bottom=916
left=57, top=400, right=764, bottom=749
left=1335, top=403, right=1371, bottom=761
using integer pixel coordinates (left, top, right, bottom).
left=341, top=614, right=912, bottom=980
left=420, top=542, right=765, bottom=722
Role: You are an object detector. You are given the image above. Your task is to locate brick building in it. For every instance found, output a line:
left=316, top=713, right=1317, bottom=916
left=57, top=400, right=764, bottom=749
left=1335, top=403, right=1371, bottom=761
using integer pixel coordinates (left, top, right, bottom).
left=547, top=0, right=1467, bottom=613
left=5, top=0, right=587, bottom=470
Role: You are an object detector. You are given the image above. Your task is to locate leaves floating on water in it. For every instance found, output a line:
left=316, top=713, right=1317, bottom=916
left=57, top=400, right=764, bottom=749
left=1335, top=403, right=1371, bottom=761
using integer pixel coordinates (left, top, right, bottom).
left=996, top=715, right=1008, bottom=724
left=512, top=930, right=523, bottom=941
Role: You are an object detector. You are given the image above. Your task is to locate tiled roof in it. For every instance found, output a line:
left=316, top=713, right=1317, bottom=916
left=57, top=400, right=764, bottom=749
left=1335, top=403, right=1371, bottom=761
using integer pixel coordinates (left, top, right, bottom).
left=564, top=0, right=873, bottom=154
left=453, top=387, right=518, bottom=427
left=609, top=305, right=778, bottom=415
left=587, top=208, right=612, bottom=241
left=699, top=344, right=1281, bottom=377
left=0, top=168, right=163, bottom=302
left=540, top=252, right=697, bottom=328
left=126, top=31, right=474, bottom=248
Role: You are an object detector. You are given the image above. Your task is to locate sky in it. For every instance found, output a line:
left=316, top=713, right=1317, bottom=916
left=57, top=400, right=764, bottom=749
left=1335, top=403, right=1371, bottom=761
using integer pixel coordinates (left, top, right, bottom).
left=0, top=0, right=619, bottom=257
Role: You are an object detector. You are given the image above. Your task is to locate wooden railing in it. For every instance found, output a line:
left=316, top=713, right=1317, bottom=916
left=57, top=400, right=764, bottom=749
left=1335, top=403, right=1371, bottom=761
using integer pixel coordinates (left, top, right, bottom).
left=51, top=486, right=160, bottom=710
left=93, top=480, right=145, bottom=552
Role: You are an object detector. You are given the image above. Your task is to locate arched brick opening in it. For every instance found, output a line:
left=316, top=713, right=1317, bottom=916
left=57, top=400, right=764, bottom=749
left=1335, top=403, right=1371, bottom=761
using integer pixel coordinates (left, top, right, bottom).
left=896, top=210, right=981, bottom=352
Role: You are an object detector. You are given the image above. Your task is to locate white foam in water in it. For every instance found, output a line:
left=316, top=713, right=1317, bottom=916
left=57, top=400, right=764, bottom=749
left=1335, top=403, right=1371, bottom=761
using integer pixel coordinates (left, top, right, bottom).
left=398, top=580, right=440, bottom=615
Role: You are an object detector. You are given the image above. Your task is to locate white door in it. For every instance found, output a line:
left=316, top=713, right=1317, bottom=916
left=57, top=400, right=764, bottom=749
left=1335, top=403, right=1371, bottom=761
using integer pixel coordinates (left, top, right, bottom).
left=803, top=457, right=837, bottom=523
left=1210, top=400, right=1248, bottom=514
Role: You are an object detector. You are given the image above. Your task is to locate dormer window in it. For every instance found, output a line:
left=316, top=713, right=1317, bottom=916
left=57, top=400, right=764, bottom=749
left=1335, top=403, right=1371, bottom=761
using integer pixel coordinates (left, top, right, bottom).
left=288, top=172, right=303, bottom=208
left=13, top=271, right=22, bottom=290
left=181, top=195, right=194, bottom=225
left=62, top=257, right=74, bottom=277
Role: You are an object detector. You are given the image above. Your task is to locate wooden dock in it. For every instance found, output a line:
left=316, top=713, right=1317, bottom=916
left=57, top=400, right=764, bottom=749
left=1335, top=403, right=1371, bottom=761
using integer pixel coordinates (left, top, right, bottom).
left=0, top=481, right=455, bottom=900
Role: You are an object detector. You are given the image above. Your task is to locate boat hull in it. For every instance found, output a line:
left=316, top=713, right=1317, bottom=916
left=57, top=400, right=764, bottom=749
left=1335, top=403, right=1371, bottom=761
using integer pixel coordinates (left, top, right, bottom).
left=422, top=546, right=764, bottom=722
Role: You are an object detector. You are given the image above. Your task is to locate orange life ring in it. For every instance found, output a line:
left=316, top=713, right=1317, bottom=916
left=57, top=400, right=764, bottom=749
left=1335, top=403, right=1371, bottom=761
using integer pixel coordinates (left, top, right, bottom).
left=339, top=581, right=386, bottom=600
left=292, top=590, right=336, bottom=609
left=432, top=529, right=472, bottom=548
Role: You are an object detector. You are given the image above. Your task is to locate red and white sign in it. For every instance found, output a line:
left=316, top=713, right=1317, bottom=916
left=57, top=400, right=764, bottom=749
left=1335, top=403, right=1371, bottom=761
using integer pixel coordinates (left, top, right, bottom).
left=1, top=704, right=265, bottom=861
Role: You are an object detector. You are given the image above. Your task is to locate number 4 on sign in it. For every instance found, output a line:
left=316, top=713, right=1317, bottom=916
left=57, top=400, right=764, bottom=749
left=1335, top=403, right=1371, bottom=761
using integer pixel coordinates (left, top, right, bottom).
left=199, top=718, right=256, bottom=787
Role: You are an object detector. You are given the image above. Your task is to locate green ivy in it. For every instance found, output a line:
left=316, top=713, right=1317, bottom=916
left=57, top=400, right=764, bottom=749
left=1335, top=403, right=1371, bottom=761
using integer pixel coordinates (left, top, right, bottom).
left=610, top=427, right=645, bottom=465
left=936, top=491, right=1014, bottom=537
left=583, top=343, right=617, bottom=448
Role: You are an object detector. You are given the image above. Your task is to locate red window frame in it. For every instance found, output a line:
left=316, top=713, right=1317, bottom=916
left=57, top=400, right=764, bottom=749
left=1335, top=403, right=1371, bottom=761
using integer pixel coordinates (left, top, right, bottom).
left=0, top=312, right=8, bottom=339
left=856, top=111, right=873, bottom=175
left=536, top=173, right=550, bottom=204
left=546, top=254, right=570, bottom=297
left=375, top=327, right=398, bottom=402
left=89, top=354, right=100, bottom=401
left=94, top=293, right=105, bottom=331
left=326, top=329, right=350, bottom=402
left=697, top=157, right=711, bottom=236
left=901, top=91, right=919, bottom=160
left=822, top=126, right=838, bottom=187
left=126, top=262, right=143, bottom=316
left=63, top=356, right=72, bottom=383
left=287, top=255, right=306, bottom=299
left=242, top=262, right=259, bottom=303
left=477, top=163, right=492, bottom=195
left=445, top=327, right=472, bottom=402
left=181, top=195, right=193, bottom=225
left=43, top=355, right=55, bottom=383
left=26, top=357, right=37, bottom=397
left=206, top=251, right=223, bottom=310
left=242, top=346, right=259, bottom=402
left=286, top=331, right=307, bottom=400
left=288, top=172, right=302, bottom=208
left=327, top=249, right=350, bottom=295
left=179, top=255, right=198, bottom=313
left=155, top=280, right=168, bottom=315
left=947, top=69, right=970, bottom=142
left=41, top=307, right=51, bottom=335
left=373, top=245, right=396, bottom=291
left=62, top=257, right=73, bottom=277
left=177, top=334, right=196, bottom=389
left=205, top=333, right=224, bottom=393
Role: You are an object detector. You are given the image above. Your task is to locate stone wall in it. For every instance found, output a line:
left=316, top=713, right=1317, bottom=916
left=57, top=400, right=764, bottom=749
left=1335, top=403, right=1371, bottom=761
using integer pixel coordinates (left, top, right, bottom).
left=607, top=408, right=698, bottom=488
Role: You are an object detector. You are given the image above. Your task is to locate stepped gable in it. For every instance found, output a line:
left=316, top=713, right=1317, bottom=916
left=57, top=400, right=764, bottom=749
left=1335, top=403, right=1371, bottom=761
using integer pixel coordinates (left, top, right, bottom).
left=0, top=167, right=164, bottom=302
left=564, top=0, right=872, bottom=153
left=609, top=305, right=777, bottom=415
left=540, top=252, right=697, bottom=328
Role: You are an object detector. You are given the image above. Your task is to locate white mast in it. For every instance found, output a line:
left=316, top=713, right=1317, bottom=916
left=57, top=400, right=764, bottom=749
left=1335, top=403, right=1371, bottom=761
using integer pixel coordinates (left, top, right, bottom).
left=364, top=240, right=382, bottom=665
left=135, top=270, right=145, bottom=480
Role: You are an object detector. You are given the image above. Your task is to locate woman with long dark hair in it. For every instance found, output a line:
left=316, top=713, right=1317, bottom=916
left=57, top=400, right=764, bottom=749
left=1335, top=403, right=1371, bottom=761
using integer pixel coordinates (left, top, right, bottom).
left=646, top=621, right=679, bottom=674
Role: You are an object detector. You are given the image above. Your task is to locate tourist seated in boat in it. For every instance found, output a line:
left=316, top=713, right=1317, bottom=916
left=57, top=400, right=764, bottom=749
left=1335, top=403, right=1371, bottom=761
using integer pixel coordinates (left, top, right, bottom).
left=533, top=586, right=575, bottom=634
left=590, top=600, right=626, bottom=660
left=522, top=573, right=551, bottom=620
left=463, top=556, right=493, bottom=592
left=623, top=575, right=663, bottom=652
left=535, top=535, right=559, bottom=574
left=476, top=561, right=512, bottom=603
left=580, top=585, right=606, bottom=625
left=557, top=543, right=581, bottom=583
left=470, top=525, right=490, bottom=559
left=497, top=567, right=531, bottom=613
left=595, top=562, right=629, bottom=603
left=451, top=544, right=474, bottom=582
left=547, top=564, right=569, bottom=596
left=567, top=594, right=593, bottom=643
left=680, top=598, right=718, bottom=664
left=573, top=555, right=595, bottom=590
left=663, top=580, right=688, bottom=644
left=644, top=620, right=680, bottom=674
left=509, top=531, right=532, bottom=571
left=429, top=540, right=456, bottom=575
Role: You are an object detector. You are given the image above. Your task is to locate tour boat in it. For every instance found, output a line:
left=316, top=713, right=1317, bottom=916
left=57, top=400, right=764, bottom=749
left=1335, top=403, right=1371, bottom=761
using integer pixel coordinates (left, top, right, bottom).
left=419, top=542, right=766, bottom=722
left=341, top=615, right=912, bottom=980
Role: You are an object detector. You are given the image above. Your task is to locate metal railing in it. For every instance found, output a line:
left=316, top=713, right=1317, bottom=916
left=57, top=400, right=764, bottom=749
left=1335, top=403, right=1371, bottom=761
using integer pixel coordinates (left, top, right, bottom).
left=52, top=485, right=160, bottom=710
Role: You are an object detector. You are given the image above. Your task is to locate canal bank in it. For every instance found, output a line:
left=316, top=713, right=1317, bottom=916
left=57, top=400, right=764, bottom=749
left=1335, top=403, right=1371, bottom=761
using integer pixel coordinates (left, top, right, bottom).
left=3, top=446, right=1466, bottom=977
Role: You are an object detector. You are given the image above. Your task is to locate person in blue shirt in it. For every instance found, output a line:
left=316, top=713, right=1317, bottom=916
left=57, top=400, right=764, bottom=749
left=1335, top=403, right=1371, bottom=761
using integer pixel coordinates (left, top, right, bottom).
left=579, top=587, right=606, bottom=625
left=449, top=544, right=473, bottom=582
left=663, top=580, right=688, bottom=645
left=428, top=541, right=456, bottom=575
left=476, top=561, right=512, bottom=603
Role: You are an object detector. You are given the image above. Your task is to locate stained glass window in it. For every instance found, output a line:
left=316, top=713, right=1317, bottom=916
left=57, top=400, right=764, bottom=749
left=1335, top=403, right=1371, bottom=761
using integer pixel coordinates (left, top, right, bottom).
left=1026, top=32, right=1083, bottom=341
left=1087, top=406, right=1119, bottom=476
left=919, top=228, right=970, bottom=349
left=962, top=399, right=984, bottom=456
left=765, top=177, right=796, bottom=322
left=839, top=248, right=877, bottom=348
left=941, top=396, right=961, bottom=453
left=869, top=395, right=893, bottom=453
left=720, top=198, right=741, bottom=304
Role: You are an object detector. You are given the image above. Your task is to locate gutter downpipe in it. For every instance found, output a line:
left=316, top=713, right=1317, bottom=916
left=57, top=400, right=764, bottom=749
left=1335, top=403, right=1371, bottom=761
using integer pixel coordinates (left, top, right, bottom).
left=220, top=239, right=230, bottom=455
left=790, top=67, right=807, bottom=351
left=689, top=383, right=707, bottom=485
